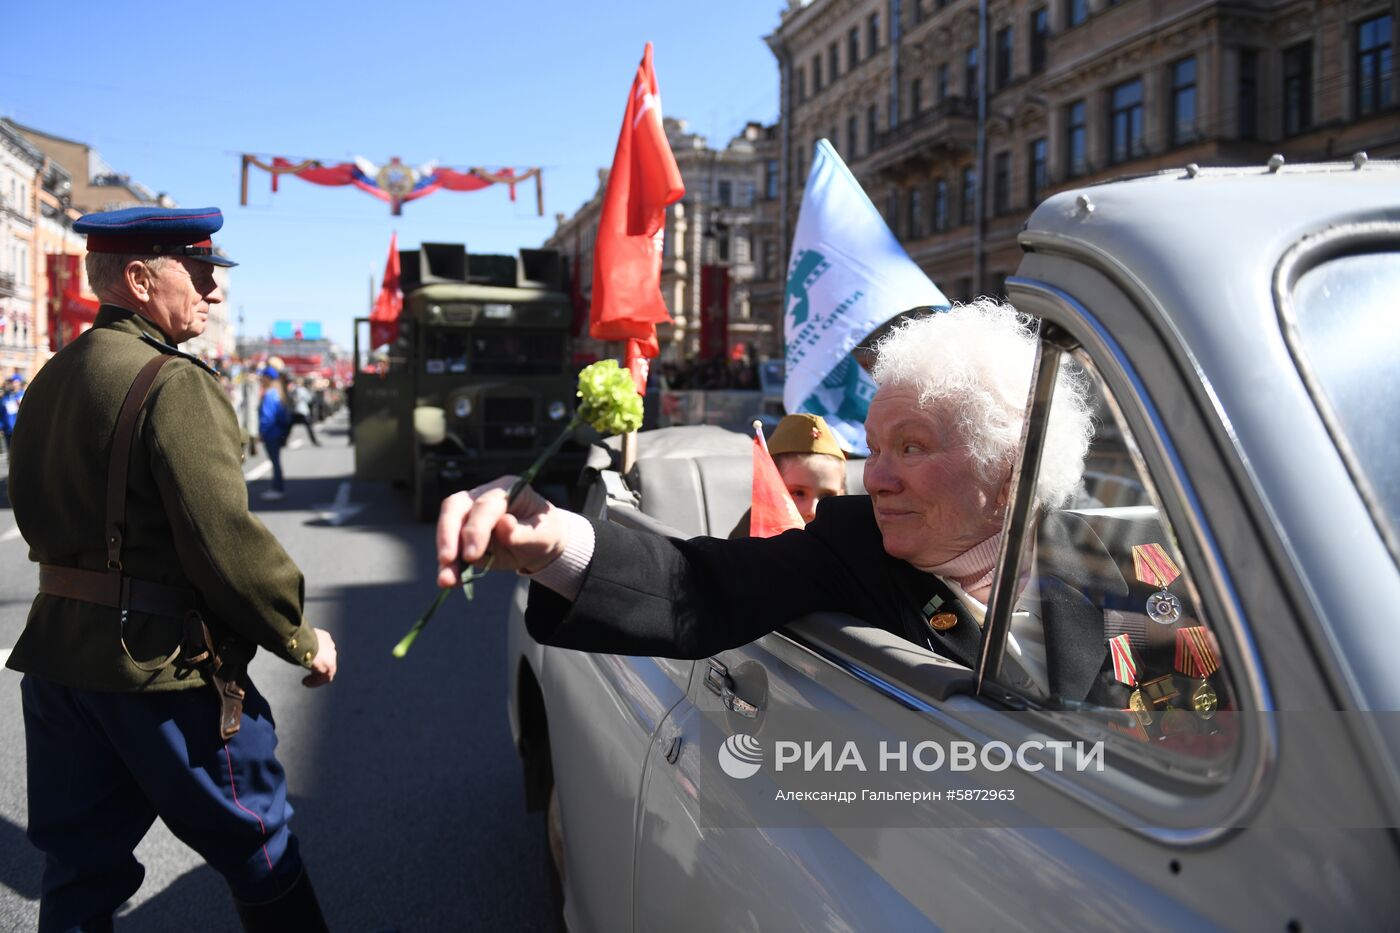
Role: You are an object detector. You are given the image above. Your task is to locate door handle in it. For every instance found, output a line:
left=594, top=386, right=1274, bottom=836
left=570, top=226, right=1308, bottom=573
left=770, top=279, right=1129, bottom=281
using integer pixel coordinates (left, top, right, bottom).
left=705, top=660, right=760, bottom=718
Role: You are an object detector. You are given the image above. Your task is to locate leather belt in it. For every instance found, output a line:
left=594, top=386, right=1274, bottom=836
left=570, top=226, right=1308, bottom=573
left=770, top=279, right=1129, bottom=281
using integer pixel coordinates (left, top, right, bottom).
left=39, top=564, right=197, bottom=619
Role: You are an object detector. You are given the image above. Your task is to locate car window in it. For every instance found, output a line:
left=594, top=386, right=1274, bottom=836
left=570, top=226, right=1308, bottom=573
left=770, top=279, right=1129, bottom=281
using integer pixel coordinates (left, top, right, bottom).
left=985, top=339, right=1238, bottom=762
left=1290, top=249, right=1400, bottom=556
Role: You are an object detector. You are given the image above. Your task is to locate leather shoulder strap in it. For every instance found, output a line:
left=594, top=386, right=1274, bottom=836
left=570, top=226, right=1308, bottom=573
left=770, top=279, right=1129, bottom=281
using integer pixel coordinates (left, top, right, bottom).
left=106, top=354, right=175, bottom=570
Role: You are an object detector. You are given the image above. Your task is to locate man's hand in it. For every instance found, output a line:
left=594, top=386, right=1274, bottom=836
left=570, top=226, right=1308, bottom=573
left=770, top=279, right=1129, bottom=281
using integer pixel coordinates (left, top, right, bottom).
left=437, top=476, right=566, bottom=587
left=302, top=627, right=337, bottom=687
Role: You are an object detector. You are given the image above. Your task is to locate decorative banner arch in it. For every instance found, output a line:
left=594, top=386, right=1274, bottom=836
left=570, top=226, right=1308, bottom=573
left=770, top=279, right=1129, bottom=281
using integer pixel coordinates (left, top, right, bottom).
left=240, top=154, right=543, bottom=216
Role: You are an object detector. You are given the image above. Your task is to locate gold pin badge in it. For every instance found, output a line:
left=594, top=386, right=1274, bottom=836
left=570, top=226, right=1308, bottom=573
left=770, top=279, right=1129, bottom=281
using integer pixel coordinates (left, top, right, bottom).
left=927, top=612, right=958, bottom=632
left=1192, top=681, right=1218, bottom=719
left=1128, top=690, right=1152, bottom=727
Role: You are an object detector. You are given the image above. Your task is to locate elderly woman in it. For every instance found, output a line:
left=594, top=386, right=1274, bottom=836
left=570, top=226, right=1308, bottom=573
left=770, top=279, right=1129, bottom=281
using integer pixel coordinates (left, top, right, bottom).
left=437, top=301, right=1102, bottom=697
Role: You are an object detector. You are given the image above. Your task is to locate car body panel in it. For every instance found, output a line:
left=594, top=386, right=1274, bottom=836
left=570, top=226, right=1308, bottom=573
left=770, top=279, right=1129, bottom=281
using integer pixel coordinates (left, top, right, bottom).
left=506, top=163, right=1400, bottom=930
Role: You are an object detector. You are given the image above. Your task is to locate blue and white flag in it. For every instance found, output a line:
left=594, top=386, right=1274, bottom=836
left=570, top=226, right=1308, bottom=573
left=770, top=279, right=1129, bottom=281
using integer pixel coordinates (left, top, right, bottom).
left=783, top=139, right=948, bottom=454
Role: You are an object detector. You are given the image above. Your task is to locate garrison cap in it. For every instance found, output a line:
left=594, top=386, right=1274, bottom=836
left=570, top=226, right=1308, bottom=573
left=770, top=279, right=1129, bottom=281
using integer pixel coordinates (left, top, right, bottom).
left=73, top=206, right=237, bottom=267
left=769, top=413, right=845, bottom=460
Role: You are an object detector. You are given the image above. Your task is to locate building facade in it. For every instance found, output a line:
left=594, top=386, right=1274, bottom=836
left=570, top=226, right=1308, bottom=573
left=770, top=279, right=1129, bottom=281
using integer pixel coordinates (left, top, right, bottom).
left=11, top=120, right=236, bottom=363
left=767, top=0, right=1398, bottom=301
left=0, top=122, right=45, bottom=378
left=544, top=118, right=788, bottom=365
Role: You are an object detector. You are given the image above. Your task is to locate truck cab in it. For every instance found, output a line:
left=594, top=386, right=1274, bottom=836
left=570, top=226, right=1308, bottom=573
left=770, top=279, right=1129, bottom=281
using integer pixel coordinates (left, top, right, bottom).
left=352, top=243, right=585, bottom=520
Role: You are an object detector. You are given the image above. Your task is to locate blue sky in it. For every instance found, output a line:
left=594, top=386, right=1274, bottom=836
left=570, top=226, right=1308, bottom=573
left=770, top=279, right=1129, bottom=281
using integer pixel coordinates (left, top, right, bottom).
left=2, top=1, right=785, bottom=348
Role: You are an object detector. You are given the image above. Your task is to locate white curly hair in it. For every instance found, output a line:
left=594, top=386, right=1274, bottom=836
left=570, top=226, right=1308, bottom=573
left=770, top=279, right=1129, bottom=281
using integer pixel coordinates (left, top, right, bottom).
left=869, top=299, right=1093, bottom=508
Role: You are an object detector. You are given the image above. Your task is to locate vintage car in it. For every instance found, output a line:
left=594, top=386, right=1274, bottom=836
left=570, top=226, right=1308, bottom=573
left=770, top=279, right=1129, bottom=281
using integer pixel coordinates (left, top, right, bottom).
left=506, top=160, right=1400, bottom=931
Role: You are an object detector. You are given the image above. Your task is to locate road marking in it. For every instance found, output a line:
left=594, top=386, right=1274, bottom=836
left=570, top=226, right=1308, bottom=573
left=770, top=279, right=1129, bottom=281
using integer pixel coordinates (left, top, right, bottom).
left=313, top=480, right=366, bottom=526
left=244, top=461, right=272, bottom=482
left=0, top=648, right=10, bottom=669
left=1, top=525, right=21, bottom=542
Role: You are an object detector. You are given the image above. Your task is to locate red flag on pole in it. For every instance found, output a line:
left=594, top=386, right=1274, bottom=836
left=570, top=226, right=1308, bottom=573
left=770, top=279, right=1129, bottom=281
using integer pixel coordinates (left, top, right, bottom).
left=589, top=42, right=686, bottom=394
left=370, top=231, right=402, bottom=348
left=749, top=423, right=804, bottom=538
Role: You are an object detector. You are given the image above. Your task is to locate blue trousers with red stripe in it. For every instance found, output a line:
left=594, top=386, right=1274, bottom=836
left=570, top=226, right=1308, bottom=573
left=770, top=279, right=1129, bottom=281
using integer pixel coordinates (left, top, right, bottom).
left=20, top=674, right=305, bottom=933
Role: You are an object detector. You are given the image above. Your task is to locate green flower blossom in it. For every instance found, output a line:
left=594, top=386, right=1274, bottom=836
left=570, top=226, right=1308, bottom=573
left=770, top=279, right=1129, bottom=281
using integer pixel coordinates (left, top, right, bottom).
left=576, top=360, right=644, bottom=436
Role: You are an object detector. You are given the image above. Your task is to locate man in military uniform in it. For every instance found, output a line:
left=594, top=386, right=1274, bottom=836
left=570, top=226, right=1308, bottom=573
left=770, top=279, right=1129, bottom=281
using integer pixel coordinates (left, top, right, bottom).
left=6, top=206, right=337, bottom=932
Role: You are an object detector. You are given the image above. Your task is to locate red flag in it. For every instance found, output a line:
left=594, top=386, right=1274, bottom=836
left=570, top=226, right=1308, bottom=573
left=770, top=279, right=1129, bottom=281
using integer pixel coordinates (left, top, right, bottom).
left=750, top=426, right=804, bottom=538
left=590, top=42, right=685, bottom=394
left=370, top=232, right=402, bottom=348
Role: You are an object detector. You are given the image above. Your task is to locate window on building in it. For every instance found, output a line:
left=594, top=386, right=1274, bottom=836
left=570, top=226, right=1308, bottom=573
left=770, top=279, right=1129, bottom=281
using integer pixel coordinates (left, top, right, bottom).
left=966, top=46, right=979, bottom=97
left=1030, top=7, right=1049, bottom=74
left=869, top=12, right=881, bottom=58
left=867, top=104, right=880, bottom=150
left=765, top=159, right=779, bottom=199
left=762, top=238, right=778, bottom=281
left=993, top=151, right=1012, bottom=214
left=744, top=182, right=757, bottom=207
left=960, top=166, right=977, bottom=225
left=911, top=77, right=924, bottom=117
left=937, top=63, right=950, bottom=101
left=1238, top=49, right=1258, bottom=140
left=849, top=26, right=861, bottom=68
left=829, top=41, right=840, bottom=80
left=887, top=189, right=900, bottom=231
left=1028, top=137, right=1048, bottom=203
left=717, top=227, right=730, bottom=263
left=1356, top=14, right=1393, bottom=117
left=914, top=0, right=926, bottom=24
left=933, top=177, right=949, bottom=231
left=1169, top=56, right=1198, bottom=146
left=814, top=54, right=824, bottom=93
left=1109, top=78, right=1146, bottom=164
left=717, top=179, right=733, bottom=207
left=795, top=66, right=806, bottom=103
left=996, top=26, right=1014, bottom=90
left=954, top=276, right=973, bottom=302
left=909, top=187, right=925, bottom=239
left=1068, top=0, right=1088, bottom=27
left=848, top=114, right=860, bottom=156
left=1065, top=99, right=1088, bottom=176
left=1282, top=42, right=1313, bottom=136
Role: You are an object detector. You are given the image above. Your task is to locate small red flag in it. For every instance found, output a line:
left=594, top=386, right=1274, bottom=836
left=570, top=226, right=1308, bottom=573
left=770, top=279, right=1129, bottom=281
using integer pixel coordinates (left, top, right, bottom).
left=749, top=425, right=804, bottom=538
left=589, top=42, right=686, bottom=395
left=369, top=231, right=402, bottom=348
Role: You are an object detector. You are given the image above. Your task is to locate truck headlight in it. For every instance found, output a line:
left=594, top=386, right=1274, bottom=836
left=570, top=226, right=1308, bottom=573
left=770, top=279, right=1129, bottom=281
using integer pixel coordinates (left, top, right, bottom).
left=547, top=400, right=568, bottom=421
left=454, top=397, right=473, bottom=419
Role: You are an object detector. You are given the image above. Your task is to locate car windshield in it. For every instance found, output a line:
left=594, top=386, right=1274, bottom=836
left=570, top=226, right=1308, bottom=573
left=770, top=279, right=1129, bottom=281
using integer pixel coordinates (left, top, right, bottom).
left=1290, top=249, right=1400, bottom=551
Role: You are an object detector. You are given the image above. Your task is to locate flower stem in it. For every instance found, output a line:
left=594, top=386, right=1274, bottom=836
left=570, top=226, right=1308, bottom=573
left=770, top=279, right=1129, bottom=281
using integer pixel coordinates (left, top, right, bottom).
left=393, top=413, right=584, bottom=658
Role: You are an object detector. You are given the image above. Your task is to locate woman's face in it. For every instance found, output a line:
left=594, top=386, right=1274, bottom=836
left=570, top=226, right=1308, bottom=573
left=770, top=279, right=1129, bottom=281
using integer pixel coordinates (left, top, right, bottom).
left=863, top=384, right=1010, bottom=569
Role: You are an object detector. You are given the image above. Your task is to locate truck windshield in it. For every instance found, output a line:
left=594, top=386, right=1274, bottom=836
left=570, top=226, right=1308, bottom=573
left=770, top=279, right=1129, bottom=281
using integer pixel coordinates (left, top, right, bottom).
left=421, top=328, right=564, bottom=376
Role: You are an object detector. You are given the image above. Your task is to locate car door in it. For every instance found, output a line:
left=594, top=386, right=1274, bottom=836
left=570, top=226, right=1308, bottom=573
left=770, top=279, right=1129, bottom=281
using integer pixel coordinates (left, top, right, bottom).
left=543, top=645, right=694, bottom=933
left=628, top=266, right=1400, bottom=929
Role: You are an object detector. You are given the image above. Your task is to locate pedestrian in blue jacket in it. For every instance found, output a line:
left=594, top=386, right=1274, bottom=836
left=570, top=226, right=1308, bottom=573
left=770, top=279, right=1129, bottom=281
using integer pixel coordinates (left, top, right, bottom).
left=258, top=367, right=291, bottom=500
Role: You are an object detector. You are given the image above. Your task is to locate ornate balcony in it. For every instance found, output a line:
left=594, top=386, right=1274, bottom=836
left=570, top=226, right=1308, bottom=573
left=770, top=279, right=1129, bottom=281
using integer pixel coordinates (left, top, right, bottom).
left=866, top=96, right=977, bottom=179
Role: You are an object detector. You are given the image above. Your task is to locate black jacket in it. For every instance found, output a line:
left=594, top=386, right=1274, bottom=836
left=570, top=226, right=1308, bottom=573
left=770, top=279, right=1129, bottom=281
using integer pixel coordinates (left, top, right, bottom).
left=526, top=495, right=1123, bottom=704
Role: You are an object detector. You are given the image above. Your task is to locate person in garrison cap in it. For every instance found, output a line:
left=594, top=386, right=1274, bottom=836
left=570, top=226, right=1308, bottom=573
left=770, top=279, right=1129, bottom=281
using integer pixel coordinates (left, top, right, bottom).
left=729, top=412, right=849, bottom=537
left=5, top=207, right=337, bottom=932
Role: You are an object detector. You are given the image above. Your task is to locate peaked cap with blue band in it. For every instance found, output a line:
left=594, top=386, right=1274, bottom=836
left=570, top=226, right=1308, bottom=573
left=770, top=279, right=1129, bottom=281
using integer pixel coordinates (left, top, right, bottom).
left=73, top=206, right=237, bottom=267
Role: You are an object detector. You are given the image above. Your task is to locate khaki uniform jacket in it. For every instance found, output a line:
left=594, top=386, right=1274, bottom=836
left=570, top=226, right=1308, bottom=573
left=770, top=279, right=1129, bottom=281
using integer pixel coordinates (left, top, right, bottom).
left=5, top=305, right=318, bottom=692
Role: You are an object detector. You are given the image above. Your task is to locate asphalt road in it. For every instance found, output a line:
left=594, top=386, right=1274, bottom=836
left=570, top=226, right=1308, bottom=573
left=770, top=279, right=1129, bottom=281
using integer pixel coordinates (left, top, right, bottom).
left=0, top=414, right=556, bottom=932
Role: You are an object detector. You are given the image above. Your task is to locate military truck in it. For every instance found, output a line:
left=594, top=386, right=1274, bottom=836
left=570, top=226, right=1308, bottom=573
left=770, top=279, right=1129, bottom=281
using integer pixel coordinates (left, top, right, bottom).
left=352, top=243, right=586, bottom=520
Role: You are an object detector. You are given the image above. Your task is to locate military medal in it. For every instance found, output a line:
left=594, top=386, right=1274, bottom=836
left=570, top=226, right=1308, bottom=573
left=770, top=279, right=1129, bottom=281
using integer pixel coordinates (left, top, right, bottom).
left=1133, top=543, right=1183, bottom=625
left=1191, top=681, right=1218, bottom=719
left=1172, top=626, right=1221, bottom=719
left=1128, top=689, right=1152, bottom=727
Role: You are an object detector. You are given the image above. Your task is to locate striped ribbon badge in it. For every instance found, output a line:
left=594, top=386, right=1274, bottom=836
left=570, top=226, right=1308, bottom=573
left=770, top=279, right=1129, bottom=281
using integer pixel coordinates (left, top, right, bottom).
left=1174, top=626, right=1219, bottom=679
left=1132, top=543, right=1182, bottom=589
left=1108, top=633, right=1139, bottom=686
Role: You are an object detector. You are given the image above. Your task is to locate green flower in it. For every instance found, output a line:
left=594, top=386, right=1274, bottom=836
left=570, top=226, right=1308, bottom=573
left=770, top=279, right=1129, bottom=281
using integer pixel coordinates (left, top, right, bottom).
left=576, top=360, right=644, bottom=436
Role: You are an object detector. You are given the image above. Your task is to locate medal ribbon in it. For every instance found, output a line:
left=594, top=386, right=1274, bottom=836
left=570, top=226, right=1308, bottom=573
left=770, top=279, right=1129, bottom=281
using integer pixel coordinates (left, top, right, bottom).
left=1132, top=543, right=1182, bottom=589
left=1174, top=626, right=1219, bottom=678
left=1108, top=633, right=1138, bottom=686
